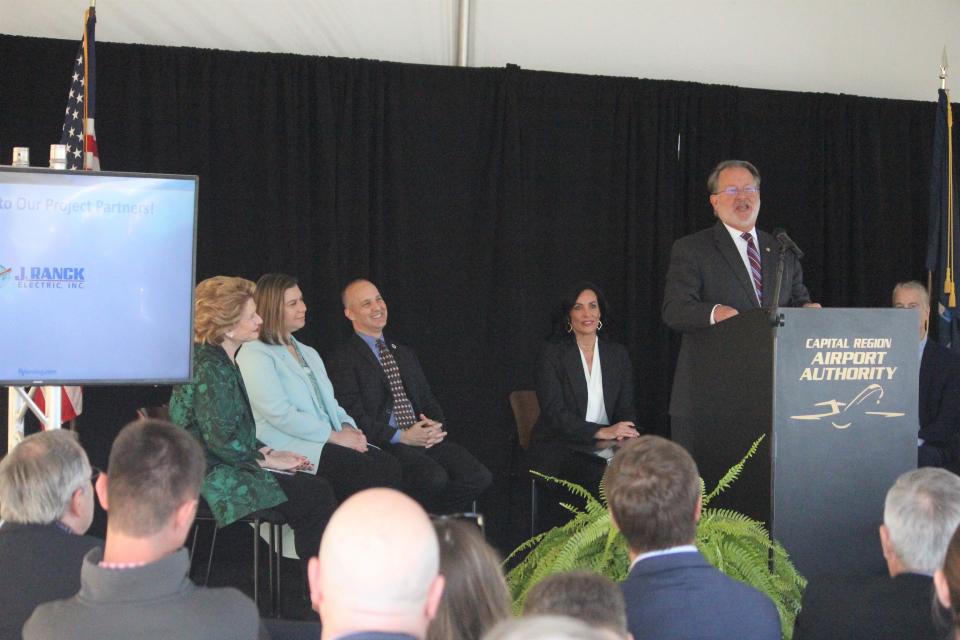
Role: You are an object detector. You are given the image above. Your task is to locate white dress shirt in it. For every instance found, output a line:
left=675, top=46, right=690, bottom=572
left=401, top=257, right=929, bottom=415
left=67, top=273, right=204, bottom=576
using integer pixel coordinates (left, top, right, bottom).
left=579, top=337, right=609, bottom=425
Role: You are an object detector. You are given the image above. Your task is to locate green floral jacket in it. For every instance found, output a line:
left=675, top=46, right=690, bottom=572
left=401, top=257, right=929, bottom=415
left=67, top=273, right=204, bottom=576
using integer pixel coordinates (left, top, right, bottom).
left=169, top=343, right=287, bottom=527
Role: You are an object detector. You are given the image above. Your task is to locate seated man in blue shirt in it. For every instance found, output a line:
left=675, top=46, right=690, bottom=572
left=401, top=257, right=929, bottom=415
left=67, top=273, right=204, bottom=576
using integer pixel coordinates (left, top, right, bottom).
left=328, top=279, right=491, bottom=514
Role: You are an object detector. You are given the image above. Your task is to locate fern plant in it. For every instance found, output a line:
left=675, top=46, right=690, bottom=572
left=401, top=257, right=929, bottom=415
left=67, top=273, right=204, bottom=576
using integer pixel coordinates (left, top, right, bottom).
left=505, top=435, right=806, bottom=640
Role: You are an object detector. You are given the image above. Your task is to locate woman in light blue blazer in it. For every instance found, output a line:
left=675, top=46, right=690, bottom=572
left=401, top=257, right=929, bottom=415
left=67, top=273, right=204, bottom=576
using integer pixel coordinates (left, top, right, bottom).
left=237, top=273, right=402, bottom=500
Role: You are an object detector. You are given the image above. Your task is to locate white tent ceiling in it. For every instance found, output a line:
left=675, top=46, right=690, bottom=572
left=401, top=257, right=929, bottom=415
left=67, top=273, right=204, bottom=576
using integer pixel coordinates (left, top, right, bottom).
left=3, top=0, right=959, bottom=102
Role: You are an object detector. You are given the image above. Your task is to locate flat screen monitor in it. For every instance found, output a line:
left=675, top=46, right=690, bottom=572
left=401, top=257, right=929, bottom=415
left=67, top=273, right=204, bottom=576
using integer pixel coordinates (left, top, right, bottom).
left=0, top=167, right=198, bottom=385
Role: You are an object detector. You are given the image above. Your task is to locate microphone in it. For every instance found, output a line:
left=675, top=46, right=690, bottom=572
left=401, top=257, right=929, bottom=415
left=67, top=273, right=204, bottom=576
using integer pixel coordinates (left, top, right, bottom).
left=773, top=228, right=804, bottom=259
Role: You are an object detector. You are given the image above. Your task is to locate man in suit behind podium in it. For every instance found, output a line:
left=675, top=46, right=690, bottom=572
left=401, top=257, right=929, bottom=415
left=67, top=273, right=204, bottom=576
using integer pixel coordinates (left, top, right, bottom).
left=662, top=160, right=818, bottom=448
left=327, top=279, right=491, bottom=514
left=892, top=280, right=960, bottom=468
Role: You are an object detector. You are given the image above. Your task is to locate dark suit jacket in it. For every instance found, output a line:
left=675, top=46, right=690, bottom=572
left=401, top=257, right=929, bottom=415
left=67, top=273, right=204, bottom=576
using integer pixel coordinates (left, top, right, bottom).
left=919, top=339, right=960, bottom=454
left=531, top=337, right=636, bottom=445
left=663, top=222, right=811, bottom=415
left=0, top=522, right=101, bottom=640
left=793, top=572, right=946, bottom=640
left=327, top=334, right=444, bottom=447
left=621, top=551, right=781, bottom=640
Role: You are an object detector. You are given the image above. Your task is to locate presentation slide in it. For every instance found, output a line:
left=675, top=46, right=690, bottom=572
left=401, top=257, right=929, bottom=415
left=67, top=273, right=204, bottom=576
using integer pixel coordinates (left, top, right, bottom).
left=0, top=168, right=197, bottom=384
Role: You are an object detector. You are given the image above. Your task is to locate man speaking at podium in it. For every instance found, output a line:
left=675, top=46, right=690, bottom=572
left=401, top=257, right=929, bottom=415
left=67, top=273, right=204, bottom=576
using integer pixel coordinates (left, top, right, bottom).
left=662, top=160, right=819, bottom=449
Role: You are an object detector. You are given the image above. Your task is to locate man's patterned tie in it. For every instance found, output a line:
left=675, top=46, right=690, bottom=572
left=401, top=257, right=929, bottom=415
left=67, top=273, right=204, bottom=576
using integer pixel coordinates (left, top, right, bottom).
left=742, top=231, right=763, bottom=304
left=377, top=338, right=417, bottom=429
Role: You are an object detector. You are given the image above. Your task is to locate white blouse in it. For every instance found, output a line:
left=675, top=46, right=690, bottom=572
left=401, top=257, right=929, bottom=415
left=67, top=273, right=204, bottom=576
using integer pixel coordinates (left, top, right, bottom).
left=579, top=337, right=609, bottom=425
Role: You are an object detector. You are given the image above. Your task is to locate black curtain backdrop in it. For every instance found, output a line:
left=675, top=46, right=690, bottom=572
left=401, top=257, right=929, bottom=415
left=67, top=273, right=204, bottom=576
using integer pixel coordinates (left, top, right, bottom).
left=0, top=34, right=944, bottom=549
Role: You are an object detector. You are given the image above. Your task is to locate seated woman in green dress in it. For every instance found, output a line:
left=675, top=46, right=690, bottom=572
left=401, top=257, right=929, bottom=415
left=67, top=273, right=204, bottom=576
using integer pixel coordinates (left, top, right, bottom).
left=169, top=276, right=336, bottom=564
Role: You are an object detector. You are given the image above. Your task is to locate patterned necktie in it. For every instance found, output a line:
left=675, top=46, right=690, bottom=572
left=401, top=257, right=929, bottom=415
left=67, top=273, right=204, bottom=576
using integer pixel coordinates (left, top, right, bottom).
left=741, top=231, right=763, bottom=304
left=377, top=338, right=417, bottom=430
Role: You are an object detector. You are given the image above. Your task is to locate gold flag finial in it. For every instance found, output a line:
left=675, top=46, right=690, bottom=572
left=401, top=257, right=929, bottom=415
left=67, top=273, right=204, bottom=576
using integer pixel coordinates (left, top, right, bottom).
left=942, top=46, right=949, bottom=89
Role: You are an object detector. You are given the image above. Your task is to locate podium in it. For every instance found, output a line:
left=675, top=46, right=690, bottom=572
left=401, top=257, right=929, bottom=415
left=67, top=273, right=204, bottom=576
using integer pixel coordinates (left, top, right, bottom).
left=672, top=308, right=918, bottom=577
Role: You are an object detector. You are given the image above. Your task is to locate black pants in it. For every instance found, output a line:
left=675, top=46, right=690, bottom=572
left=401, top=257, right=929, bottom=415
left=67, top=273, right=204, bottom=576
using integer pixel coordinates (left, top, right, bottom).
left=271, top=472, right=337, bottom=564
left=527, top=440, right=608, bottom=532
left=316, top=441, right=404, bottom=501
left=386, top=440, right=492, bottom=514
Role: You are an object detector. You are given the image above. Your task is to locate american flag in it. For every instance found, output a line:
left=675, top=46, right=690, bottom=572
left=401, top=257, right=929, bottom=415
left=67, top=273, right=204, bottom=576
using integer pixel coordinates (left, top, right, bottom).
left=59, top=6, right=99, bottom=171
left=38, top=6, right=99, bottom=426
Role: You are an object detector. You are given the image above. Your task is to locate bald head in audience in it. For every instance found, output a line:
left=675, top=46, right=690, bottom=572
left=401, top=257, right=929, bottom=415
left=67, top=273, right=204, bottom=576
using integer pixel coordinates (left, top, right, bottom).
left=308, top=488, right=445, bottom=640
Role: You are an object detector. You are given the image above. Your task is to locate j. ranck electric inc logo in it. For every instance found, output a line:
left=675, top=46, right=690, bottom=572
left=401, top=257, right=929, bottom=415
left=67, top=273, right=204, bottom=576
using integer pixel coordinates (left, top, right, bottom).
left=0, top=265, right=12, bottom=288
left=9, top=265, right=87, bottom=289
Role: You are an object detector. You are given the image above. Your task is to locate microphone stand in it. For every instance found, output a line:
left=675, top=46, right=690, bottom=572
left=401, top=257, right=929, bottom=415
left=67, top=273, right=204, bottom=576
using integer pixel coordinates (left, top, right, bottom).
left=769, top=243, right=787, bottom=327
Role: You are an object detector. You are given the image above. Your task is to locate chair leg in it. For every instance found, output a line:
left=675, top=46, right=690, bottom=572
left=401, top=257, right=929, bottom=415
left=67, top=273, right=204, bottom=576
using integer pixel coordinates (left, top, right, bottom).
left=273, top=524, right=283, bottom=618
left=530, top=476, right=539, bottom=537
left=267, top=522, right=278, bottom=617
left=204, top=524, right=218, bottom=586
left=253, top=518, right=261, bottom=610
left=189, top=523, right=200, bottom=564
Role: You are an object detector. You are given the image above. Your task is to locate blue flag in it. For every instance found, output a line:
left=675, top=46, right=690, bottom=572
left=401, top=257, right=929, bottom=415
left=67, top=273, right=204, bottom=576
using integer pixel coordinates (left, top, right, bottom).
left=926, top=88, right=960, bottom=353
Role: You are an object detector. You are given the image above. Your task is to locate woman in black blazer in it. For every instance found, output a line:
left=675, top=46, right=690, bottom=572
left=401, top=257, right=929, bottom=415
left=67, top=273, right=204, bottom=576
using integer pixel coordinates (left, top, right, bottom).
left=529, top=282, right=640, bottom=501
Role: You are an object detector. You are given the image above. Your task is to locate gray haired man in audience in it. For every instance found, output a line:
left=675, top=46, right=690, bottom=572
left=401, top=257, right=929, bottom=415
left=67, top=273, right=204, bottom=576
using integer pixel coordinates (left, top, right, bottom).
left=524, top=571, right=633, bottom=639
left=24, top=419, right=266, bottom=640
left=794, top=467, right=960, bottom=639
left=308, top=487, right=445, bottom=640
left=0, top=430, right=101, bottom=639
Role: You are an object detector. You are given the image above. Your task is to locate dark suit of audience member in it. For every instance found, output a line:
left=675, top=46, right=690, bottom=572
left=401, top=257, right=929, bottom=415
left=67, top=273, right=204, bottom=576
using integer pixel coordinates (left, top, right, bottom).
left=606, top=436, right=780, bottom=640
left=530, top=336, right=636, bottom=495
left=919, top=339, right=960, bottom=467
left=794, top=572, right=941, bottom=640
left=622, top=551, right=780, bottom=640
left=328, top=280, right=491, bottom=514
left=663, top=161, right=814, bottom=452
left=0, top=522, right=100, bottom=640
left=794, top=467, right=960, bottom=640
left=0, top=429, right=100, bottom=640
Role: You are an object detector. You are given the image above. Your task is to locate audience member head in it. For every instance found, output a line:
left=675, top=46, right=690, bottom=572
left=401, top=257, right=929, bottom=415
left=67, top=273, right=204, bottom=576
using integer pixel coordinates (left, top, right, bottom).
left=0, top=430, right=94, bottom=534
left=524, top=571, right=630, bottom=639
left=880, top=467, right=960, bottom=576
left=254, top=273, right=306, bottom=345
left=427, top=518, right=511, bottom=640
left=309, top=488, right=444, bottom=640
left=935, top=524, right=960, bottom=636
left=892, top=280, right=931, bottom=340
left=341, top=279, right=388, bottom=338
left=193, top=275, right=258, bottom=346
left=96, top=419, right=205, bottom=554
left=552, top=282, right=608, bottom=341
left=605, top=436, right=701, bottom=556
left=483, top=615, right=620, bottom=640
left=707, top=159, right=761, bottom=233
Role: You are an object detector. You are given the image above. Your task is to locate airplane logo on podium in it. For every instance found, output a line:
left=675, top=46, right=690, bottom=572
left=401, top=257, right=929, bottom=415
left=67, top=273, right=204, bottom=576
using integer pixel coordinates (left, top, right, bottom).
left=790, top=384, right=905, bottom=430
